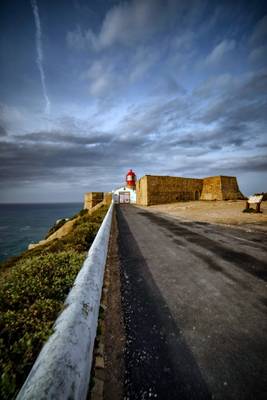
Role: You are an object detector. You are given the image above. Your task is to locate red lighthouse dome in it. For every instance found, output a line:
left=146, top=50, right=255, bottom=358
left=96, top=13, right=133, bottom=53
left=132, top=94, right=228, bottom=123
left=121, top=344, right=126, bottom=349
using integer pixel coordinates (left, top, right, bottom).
left=126, top=169, right=136, bottom=189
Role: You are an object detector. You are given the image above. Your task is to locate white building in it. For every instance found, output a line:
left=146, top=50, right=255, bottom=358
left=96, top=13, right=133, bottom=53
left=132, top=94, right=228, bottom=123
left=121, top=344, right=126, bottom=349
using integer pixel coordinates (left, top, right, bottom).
left=112, top=186, right=136, bottom=204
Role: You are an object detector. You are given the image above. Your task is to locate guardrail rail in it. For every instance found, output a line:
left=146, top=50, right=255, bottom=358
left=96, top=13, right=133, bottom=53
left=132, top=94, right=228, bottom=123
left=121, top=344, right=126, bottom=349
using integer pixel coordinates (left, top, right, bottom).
left=16, top=202, right=114, bottom=400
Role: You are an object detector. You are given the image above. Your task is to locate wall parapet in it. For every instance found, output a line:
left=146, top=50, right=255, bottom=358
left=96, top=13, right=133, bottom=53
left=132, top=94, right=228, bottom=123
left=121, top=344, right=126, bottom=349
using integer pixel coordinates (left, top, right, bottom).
left=16, top=202, right=114, bottom=400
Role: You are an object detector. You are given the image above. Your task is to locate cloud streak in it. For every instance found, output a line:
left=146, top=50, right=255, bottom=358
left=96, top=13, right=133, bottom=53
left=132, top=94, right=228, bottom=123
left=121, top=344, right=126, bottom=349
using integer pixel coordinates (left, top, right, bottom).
left=205, top=39, right=236, bottom=65
left=31, top=0, right=50, bottom=114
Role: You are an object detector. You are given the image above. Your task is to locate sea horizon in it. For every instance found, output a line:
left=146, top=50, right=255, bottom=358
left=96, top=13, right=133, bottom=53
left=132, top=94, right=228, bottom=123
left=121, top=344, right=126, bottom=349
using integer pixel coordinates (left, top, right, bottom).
left=0, top=203, right=83, bottom=262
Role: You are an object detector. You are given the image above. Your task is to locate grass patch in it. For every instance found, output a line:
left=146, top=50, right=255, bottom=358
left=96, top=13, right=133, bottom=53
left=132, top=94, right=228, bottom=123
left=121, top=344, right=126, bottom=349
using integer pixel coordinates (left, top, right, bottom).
left=0, top=205, right=108, bottom=399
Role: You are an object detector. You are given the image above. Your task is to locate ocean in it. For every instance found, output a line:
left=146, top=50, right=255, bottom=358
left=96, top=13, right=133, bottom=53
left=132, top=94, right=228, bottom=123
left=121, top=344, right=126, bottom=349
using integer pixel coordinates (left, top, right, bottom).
left=0, top=203, right=82, bottom=262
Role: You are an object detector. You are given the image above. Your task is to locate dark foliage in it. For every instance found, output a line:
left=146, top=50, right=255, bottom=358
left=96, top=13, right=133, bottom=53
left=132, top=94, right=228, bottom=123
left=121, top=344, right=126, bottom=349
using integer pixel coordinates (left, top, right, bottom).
left=0, top=205, right=108, bottom=399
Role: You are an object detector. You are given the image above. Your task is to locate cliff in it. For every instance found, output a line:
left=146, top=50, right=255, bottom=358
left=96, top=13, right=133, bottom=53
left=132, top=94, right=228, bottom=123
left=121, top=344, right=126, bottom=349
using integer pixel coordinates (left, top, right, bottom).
left=28, top=217, right=79, bottom=249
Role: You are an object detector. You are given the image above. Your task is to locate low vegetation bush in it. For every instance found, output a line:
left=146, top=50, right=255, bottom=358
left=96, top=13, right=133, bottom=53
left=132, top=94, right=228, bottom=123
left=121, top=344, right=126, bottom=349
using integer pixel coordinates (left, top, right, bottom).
left=0, top=205, right=108, bottom=399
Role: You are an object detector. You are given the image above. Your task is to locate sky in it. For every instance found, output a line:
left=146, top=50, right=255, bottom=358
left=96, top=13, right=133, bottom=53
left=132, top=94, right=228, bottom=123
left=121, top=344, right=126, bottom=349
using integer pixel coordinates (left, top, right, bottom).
left=0, top=0, right=266, bottom=202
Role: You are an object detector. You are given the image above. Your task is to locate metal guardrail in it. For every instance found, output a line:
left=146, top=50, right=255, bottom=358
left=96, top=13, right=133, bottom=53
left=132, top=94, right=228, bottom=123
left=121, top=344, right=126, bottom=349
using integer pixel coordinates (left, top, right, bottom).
left=16, top=202, right=114, bottom=400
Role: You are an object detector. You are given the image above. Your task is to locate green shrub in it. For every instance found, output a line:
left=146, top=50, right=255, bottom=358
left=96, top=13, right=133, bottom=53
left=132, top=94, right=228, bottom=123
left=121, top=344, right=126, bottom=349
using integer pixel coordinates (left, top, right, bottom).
left=0, top=205, right=108, bottom=399
left=78, top=209, right=89, bottom=217
left=0, top=252, right=84, bottom=310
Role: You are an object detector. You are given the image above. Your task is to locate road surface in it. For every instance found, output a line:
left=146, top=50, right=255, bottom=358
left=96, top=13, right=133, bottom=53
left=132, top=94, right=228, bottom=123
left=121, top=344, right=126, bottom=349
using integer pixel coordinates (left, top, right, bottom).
left=116, top=205, right=267, bottom=400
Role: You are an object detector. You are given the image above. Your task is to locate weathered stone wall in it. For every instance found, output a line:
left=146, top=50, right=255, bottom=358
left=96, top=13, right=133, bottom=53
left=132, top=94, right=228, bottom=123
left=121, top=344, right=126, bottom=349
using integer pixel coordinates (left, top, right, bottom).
left=136, top=176, right=148, bottom=205
left=137, top=175, right=203, bottom=206
left=103, top=192, right=113, bottom=205
left=84, top=192, right=104, bottom=210
left=201, top=176, right=244, bottom=200
left=220, top=176, right=244, bottom=200
left=200, top=176, right=223, bottom=200
left=137, top=174, right=244, bottom=205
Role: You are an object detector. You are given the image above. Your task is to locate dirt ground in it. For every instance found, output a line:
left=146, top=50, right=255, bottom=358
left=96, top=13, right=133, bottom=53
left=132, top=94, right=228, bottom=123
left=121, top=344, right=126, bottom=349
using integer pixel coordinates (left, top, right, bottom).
left=140, top=200, right=267, bottom=232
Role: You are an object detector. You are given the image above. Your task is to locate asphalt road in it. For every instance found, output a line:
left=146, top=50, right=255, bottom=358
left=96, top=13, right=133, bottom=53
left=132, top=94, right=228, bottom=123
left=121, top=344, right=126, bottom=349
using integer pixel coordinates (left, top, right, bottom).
left=116, top=204, right=267, bottom=400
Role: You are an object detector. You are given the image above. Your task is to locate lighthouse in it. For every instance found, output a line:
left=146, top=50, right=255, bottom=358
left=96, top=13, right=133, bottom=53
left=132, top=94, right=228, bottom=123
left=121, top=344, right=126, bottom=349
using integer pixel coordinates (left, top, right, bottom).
left=126, top=169, right=136, bottom=189
left=112, top=169, right=137, bottom=204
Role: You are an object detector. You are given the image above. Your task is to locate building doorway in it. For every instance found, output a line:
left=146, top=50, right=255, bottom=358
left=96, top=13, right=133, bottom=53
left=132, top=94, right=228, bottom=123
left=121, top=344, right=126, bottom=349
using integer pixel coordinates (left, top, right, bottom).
left=195, top=190, right=200, bottom=200
left=119, top=191, right=130, bottom=203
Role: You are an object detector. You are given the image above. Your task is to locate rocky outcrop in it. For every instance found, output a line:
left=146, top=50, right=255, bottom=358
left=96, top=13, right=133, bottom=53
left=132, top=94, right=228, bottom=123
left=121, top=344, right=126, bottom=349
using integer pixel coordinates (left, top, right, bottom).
left=28, top=217, right=79, bottom=250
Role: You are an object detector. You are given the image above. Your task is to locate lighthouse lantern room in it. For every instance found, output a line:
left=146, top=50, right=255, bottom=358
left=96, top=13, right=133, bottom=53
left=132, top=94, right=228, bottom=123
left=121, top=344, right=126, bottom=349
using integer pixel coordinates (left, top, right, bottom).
left=126, top=169, right=136, bottom=189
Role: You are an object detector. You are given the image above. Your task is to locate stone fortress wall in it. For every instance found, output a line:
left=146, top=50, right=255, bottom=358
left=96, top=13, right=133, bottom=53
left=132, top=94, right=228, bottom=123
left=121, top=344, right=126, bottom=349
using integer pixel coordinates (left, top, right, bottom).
left=84, top=175, right=244, bottom=208
left=221, top=176, right=244, bottom=200
left=84, top=192, right=112, bottom=212
left=136, top=175, right=244, bottom=206
left=84, top=192, right=104, bottom=210
left=200, top=176, right=244, bottom=201
left=136, top=175, right=203, bottom=206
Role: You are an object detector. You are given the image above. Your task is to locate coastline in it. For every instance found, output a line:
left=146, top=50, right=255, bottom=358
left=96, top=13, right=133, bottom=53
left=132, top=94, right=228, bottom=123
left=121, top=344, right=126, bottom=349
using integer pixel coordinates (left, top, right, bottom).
left=0, top=203, right=82, bottom=263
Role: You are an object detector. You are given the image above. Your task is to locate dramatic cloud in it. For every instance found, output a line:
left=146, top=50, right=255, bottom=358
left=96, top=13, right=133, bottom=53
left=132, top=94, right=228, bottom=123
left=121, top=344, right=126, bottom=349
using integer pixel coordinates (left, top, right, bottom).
left=0, top=0, right=266, bottom=201
left=2, top=68, right=266, bottom=193
left=14, top=131, right=111, bottom=145
left=67, top=0, right=173, bottom=51
left=196, top=72, right=267, bottom=125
